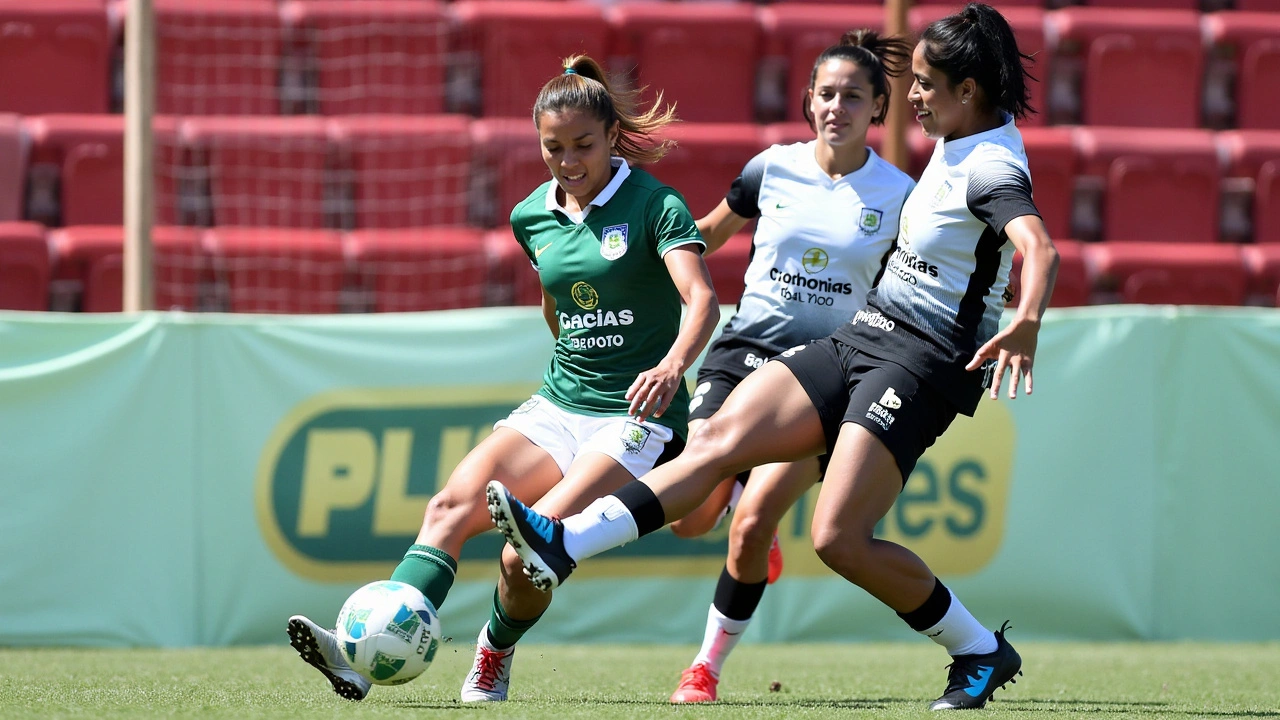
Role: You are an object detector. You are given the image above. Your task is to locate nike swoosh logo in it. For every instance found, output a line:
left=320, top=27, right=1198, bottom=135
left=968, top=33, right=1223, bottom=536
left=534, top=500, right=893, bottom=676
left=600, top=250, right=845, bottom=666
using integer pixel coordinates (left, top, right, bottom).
left=773, top=202, right=788, bottom=210
left=963, top=666, right=995, bottom=697
left=535, top=242, right=553, bottom=259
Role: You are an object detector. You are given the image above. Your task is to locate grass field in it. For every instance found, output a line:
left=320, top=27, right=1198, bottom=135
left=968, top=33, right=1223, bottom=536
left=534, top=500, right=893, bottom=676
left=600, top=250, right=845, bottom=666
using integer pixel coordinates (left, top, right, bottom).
left=2, top=642, right=1278, bottom=719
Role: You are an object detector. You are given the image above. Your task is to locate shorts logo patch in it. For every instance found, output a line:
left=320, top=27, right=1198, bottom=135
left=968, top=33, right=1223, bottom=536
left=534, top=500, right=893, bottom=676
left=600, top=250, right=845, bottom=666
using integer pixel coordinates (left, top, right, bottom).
left=571, top=281, right=599, bottom=310
left=621, top=422, right=651, bottom=455
left=511, top=397, right=539, bottom=415
left=600, top=224, right=629, bottom=261
left=801, top=248, right=829, bottom=274
left=879, top=387, right=902, bottom=409
left=859, top=208, right=884, bottom=235
left=693, top=382, right=712, bottom=397
left=866, top=401, right=896, bottom=431
left=780, top=344, right=807, bottom=358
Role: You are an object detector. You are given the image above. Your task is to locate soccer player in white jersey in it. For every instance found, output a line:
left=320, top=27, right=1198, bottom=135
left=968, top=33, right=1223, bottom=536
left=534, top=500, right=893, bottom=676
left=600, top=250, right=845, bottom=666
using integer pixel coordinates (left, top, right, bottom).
left=286, top=54, right=719, bottom=703
left=488, top=4, right=1060, bottom=711
left=664, top=31, right=916, bottom=704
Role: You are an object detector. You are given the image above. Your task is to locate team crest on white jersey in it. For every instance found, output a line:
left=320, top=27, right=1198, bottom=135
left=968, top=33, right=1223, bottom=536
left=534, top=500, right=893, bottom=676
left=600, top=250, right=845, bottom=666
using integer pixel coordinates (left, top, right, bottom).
left=859, top=208, right=884, bottom=235
left=601, top=224, right=629, bottom=261
left=930, top=181, right=953, bottom=209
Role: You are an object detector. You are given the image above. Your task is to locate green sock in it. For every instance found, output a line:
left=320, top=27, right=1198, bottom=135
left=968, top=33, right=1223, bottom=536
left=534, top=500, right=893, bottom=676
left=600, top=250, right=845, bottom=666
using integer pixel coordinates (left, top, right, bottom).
left=390, top=544, right=457, bottom=610
left=486, top=587, right=544, bottom=650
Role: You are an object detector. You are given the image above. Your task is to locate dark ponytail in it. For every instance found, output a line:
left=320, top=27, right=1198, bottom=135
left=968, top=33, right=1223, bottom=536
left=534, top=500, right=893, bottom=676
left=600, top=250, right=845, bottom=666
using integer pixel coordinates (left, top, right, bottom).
left=532, top=54, right=678, bottom=165
left=802, top=29, right=913, bottom=129
left=921, top=3, right=1036, bottom=120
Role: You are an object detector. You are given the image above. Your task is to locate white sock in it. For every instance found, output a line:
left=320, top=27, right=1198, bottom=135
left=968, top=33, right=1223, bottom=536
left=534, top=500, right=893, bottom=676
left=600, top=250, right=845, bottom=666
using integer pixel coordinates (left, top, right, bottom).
left=918, top=589, right=997, bottom=656
left=691, top=605, right=751, bottom=678
left=561, top=496, right=638, bottom=562
left=726, top=481, right=744, bottom=515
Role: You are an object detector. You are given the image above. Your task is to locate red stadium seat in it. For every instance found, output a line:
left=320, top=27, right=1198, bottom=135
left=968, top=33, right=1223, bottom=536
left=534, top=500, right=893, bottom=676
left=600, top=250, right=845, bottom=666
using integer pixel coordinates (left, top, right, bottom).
left=1241, top=244, right=1280, bottom=305
left=1235, top=0, right=1280, bottom=11
left=1080, top=0, right=1196, bottom=9
left=911, top=7, right=1048, bottom=127
left=1204, top=13, right=1280, bottom=131
left=183, top=117, right=333, bottom=228
left=758, top=4, right=883, bottom=123
left=1074, top=127, right=1221, bottom=243
left=645, top=124, right=765, bottom=220
left=608, top=3, right=761, bottom=123
left=470, top=118, right=550, bottom=228
left=347, top=228, right=489, bottom=312
left=49, top=226, right=204, bottom=312
left=0, top=0, right=110, bottom=114
left=331, top=115, right=472, bottom=229
left=1008, top=239, right=1089, bottom=308
left=204, top=227, right=347, bottom=313
left=154, top=0, right=283, bottom=115
left=0, top=222, right=50, bottom=311
left=1218, top=130, right=1280, bottom=244
left=26, top=115, right=182, bottom=227
left=704, top=232, right=752, bottom=306
left=452, top=2, right=609, bottom=118
left=1020, top=127, right=1076, bottom=241
left=1087, top=242, right=1247, bottom=306
left=0, top=115, right=24, bottom=223
left=1051, top=9, right=1203, bottom=128
left=282, top=0, right=447, bottom=116
left=485, top=228, right=542, bottom=307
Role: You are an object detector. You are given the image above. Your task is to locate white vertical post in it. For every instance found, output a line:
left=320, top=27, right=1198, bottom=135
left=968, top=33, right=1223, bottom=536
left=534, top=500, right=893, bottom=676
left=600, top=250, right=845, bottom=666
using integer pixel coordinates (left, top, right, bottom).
left=124, top=0, right=156, bottom=311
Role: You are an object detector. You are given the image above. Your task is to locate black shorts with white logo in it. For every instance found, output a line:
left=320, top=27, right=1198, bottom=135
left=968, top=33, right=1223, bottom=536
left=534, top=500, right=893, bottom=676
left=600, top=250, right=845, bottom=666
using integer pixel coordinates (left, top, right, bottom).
left=689, top=333, right=788, bottom=422
left=774, top=336, right=957, bottom=482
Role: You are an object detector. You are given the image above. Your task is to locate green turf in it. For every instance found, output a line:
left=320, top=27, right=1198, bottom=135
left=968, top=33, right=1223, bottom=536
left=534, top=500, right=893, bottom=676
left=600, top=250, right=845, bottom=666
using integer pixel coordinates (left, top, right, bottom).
left=1, top=642, right=1277, bottom=719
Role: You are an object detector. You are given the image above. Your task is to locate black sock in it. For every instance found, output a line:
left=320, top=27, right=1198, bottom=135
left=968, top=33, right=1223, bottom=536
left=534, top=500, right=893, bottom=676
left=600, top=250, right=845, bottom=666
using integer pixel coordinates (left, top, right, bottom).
left=612, top=481, right=666, bottom=537
left=896, top=577, right=952, bottom=631
left=712, top=566, right=767, bottom=622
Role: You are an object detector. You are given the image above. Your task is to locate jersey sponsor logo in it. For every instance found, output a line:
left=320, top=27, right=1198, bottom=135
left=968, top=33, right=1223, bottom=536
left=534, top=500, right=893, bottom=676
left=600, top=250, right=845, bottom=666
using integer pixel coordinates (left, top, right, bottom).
left=859, top=208, right=884, bottom=235
left=879, top=387, right=902, bottom=409
left=600, top=224, right=628, bottom=261
left=769, top=267, right=853, bottom=295
left=571, top=281, right=599, bottom=310
left=852, top=309, right=896, bottom=332
left=801, top=248, right=829, bottom=274
left=558, top=308, right=634, bottom=330
left=534, top=241, right=553, bottom=260
left=887, top=246, right=939, bottom=284
left=621, top=422, right=651, bottom=454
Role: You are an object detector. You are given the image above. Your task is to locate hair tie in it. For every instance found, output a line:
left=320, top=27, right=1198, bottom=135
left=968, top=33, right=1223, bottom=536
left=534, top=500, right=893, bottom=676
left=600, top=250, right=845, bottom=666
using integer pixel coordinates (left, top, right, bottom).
left=564, top=67, right=578, bottom=75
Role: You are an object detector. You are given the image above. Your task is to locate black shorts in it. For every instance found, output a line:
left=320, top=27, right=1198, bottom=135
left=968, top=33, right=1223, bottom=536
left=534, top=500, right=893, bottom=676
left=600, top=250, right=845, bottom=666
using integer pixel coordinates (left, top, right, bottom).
left=774, top=336, right=957, bottom=482
left=691, top=333, right=830, bottom=480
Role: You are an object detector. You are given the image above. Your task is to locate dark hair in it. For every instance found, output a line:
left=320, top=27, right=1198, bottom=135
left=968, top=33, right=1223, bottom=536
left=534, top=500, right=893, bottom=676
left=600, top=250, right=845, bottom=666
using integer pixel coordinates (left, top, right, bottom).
left=802, top=29, right=913, bottom=130
left=532, top=54, right=677, bottom=165
left=920, top=3, right=1036, bottom=120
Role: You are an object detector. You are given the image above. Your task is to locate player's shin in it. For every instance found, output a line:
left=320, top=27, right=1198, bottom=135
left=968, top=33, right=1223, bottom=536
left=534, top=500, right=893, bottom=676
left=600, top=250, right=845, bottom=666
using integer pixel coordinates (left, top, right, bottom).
left=390, top=544, right=458, bottom=610
left=561, top=481, right=665, bottom=561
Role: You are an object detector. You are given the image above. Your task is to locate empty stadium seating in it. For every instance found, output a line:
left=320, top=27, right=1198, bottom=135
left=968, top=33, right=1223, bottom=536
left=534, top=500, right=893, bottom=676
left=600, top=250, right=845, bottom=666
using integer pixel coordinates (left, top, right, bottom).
left=0, top=0, right=110, bottom=114
left=485, top=228, right=543, bottom=307
left=1020, top=127, right=1076, bottom=240
left=0, top=116, right=24, bottom=223
left=1218, top=130, right=1280, bottom=244
left=1088, top=242, right=1247, bottom=305
left=282, top=0, right=448, bottom=116
left=645, top=124, right=765, bottom=219
left=49, top=225, right=204, bottom=312
left=704, top=232, right=753, bottom=306
left=331, top=115, right=472, bottom=229
left=1052, top=9, right=1203, bottom=128
left=0, top=222, right=50, bottom=310
left=1074, top=127, right=1220, bottom=243
left=182, top=116, right=333, bottom=228
left=1241, top=244, right=1280, bottom=305
left=452, top=1, right=610, bottom=118
left=469, top=118, right=550, bottom=228
left=1008, top=239, right=1090, bottom=307
left=203, top=227, right=347, bottom=313
left=608, top=3, right=761, bottom=123
left=154, top=0, right=284, bottom=116
left=1204, top=12, right=1280, bottom=130
left=347, top=228, right=489, bottom=312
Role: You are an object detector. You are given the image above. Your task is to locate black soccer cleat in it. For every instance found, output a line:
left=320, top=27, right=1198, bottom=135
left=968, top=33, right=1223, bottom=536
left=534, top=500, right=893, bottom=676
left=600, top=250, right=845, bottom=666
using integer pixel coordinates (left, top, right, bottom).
left=486, top=480, right=575, bottom=591
left=929, top=621, right=1022, bottom=710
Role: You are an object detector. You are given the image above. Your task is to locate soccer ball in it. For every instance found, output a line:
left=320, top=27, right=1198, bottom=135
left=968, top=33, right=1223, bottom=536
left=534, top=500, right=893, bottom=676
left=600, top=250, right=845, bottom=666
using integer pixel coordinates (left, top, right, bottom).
left=334, top=581, right=441, bottom=685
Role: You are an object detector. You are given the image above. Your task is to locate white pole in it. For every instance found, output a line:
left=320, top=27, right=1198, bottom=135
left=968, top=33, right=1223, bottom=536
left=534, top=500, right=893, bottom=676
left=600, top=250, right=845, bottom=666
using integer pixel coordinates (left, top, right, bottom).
left=124, top=0, right=156, bottom=311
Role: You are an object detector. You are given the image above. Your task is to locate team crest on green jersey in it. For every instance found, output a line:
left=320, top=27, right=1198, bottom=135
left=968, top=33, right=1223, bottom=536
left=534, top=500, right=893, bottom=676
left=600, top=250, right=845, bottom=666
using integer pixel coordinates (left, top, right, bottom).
left=571, top=281, right=600, bottom=310
left=600, top=224, right=629, bottom=261
left=859, top=208, right=884, bottom=235
left=621, top=422, right=651, bottom=454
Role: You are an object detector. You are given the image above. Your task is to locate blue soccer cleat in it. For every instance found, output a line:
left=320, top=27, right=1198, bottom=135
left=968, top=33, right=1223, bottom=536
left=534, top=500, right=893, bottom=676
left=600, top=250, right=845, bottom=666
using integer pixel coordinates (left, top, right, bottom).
left=929, top=621, right=1022, bottom=710
left=486, top=481, right=575, bottom=591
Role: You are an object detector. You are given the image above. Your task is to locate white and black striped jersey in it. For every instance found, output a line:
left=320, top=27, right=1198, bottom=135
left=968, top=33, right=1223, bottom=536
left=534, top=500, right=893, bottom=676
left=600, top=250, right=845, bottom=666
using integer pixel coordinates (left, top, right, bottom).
left=720, top=142, right=915, bottom=351
left=834, top=116, right=1040, bottom=415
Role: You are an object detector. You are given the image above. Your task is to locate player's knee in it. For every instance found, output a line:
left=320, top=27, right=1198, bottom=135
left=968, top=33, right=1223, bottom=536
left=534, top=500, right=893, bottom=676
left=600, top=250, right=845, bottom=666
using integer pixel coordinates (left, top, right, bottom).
left=669, top=517, right=707, bottom=539
left=729, top=511, right=774, bottom=555
left=684, top=415, right=743, bottom=471
left=422, top=484, right=481, bottom=529
left=499, top=545, right=524, bottom=578
left=812, top=525, right=872, bottom=580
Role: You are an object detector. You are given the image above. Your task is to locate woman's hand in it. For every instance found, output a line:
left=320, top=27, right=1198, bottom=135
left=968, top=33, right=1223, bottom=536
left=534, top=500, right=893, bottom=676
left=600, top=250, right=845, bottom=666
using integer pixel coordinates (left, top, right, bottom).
left=626, top=358, right=686, bottom=422
left=966, top=318, right=1039, bottom=400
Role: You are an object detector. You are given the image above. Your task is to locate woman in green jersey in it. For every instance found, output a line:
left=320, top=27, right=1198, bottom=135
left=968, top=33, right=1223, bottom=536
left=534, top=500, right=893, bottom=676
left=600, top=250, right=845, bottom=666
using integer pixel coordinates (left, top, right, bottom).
left=286, top=54, right=719, bottom=704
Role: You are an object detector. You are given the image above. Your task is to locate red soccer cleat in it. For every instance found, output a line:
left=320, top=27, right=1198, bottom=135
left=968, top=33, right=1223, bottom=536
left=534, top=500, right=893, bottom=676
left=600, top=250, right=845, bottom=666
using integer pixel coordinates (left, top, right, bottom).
left=670, top=663, right=719, bottom=703
left=767, top=532, right=784, bottom=585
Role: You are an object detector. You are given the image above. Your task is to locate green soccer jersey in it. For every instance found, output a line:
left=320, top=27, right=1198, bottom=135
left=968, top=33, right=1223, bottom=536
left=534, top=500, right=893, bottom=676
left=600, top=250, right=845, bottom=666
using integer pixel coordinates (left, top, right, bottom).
left=510, top=159, right=705, bottom=438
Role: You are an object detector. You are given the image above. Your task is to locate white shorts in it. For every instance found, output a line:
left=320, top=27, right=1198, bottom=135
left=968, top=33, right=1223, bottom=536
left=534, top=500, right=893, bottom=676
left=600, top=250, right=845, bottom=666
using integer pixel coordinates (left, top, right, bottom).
left=494, top=394, right=676, bottom=479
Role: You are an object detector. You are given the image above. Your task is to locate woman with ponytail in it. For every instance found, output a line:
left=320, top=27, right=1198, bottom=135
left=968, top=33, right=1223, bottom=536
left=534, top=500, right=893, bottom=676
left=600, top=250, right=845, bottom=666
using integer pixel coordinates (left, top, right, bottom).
left=287, top=54, right=719, bottom=704
left=491, top=4, right=1057, bottom=710
left=664, top=29, right=917, bottom=704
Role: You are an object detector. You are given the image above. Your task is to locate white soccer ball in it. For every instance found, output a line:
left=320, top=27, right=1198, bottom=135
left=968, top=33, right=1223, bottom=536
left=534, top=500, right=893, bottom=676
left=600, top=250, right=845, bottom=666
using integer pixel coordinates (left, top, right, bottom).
left=334, top=580, right=442, bottom=685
